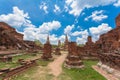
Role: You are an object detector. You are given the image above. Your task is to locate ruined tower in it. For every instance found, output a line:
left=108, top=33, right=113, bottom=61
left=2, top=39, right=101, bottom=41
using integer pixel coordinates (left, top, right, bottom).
left=58, top=40, right=61, bottom=47
left=41, top=35, right=52, bottom=60
left=64, top=42, right=84, bottom=69
left=64, top=35, right=69, bottom=50
left=46, top=34, right=50, bottom=44
left=88, top=36, right=92, bottom=43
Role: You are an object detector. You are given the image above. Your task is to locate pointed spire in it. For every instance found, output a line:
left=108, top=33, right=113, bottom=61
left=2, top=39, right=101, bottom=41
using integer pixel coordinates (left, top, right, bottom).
left=65, top=34, right=68, bottom=43
left=58, top=40, right=61, bottom=47
left=46, top=34, right=50, bottom=44
left=87, top=36, right=92, bottom=42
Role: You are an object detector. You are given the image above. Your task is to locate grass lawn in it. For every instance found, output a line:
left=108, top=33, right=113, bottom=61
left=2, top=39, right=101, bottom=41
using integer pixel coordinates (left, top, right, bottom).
left=11, top=60, right=52, bottom=80
left=10, top=60, right=106, bottom=80
left=0, top=53, right=40, bottom=69
left=61, top=60, right=107, bottom=80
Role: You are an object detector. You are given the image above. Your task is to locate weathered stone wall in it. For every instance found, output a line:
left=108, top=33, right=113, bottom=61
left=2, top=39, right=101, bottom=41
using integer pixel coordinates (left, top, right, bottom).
left=98, top=53, right=120, bottom=70
left=0, top=22, right=28, bottom=50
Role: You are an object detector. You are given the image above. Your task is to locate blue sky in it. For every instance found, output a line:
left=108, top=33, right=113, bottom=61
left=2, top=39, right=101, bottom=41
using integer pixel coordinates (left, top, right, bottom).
left=0, top=0, right=120, bottom=44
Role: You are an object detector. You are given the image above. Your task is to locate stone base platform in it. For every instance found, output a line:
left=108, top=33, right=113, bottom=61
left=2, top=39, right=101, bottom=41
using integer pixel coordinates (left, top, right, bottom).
left=96, top=62, right=120, bottom=80
left=64, top=55, right=84, bottom=69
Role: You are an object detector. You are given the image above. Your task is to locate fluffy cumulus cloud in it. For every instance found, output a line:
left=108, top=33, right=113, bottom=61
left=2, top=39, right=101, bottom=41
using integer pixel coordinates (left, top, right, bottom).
left=85, top=10, right=108, bottom=22
left=114, top=0, right=120, bottom=7
left=0, top=6, right=34, bottom=28
left=39, top=2, right=48, bottom=14
left=38, top=21, right=61, bottom=33
left=64, top=25, right=74, bottom=34
left=89, top=23, right=112, bottom=42
left=23, top=20, right=61, bottom=44
left=74, top=30, right=89, bottom=44
left=65, top=0, right=117, bottom=16
left=54, top=4, right=61, bottom=13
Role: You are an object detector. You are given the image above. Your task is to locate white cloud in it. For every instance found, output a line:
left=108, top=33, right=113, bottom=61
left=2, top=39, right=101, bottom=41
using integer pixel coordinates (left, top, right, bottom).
left=72, top=30, right=88, bottom=36
left=74, top=30, right=89, bottom=44
left=39, top=2, right=48, bottom=14
left=23, top=20, right=61, bottom=44
left=0, top=6, right=34, bottom=28
left=114, top=0, right=120, bottom=7
left=54, top=5, right=61, bottom=13
left=64, top=25, right=74, bottom=34
left=85, top=10, right=108, bottom=22
left=89, top=23, right=112, bottom=42
left=65, top=0, right=117, bottom=16
left=39, top=21, right=61, bottom=34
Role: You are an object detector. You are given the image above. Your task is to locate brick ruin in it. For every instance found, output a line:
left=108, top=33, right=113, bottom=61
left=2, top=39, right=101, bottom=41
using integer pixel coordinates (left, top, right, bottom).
left=75, top=14, right=120, bottom=73
left=64, top=35, right=69, bottom=50
left=0, top=22, right=27, bottom=50
left=0, top=56, right=12, bottom=62
left=0, top=59, right=37, bottom=80
left=64, top=42, right=84, bottom=69
left=41, top=35, right=52, bottom=60
left=84, top=36, right=97, bottom=56
left=54, top=40, right=61, bottom=55
left=77, top=36, right=98, bottom=60
left=94, top=14, right=120, bottom=76
left=77, top=14, right=120, bottom=76
left=58, top=40, right=61, bottom=47
left=0, top=22, right=41, bottom=51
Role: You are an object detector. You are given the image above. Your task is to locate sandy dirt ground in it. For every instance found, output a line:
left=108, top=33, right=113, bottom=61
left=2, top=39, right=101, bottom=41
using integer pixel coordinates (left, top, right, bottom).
left=48, top=54, right=67, bottom=77
left=92, top=66, right=119, bottom=80
left=31, top=52, right=68, bottom=80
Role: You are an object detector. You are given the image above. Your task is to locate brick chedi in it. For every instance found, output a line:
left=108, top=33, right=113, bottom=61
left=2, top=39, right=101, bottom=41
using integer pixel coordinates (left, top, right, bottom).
left=64, top=35, right=69, bottom=50
left=64, top=42, right=84, bottom=69
left=77, top=36, right=98, bottom=59
left=54, top=40, right=61, bottom=55
left=41, top=35, right=52, bottom=60
left=84, top=36, right=97, bottom=57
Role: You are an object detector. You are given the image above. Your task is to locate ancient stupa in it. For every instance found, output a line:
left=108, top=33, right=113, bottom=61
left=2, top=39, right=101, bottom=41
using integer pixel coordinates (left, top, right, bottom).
left=64, top=42, right=84, bottom=69
left=54, top=40, right=61, bottom=55
left=41, top=35, right=52, bottom=60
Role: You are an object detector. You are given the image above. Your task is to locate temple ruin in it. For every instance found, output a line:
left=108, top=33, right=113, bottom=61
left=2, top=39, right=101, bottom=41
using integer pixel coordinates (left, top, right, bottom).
left=64, top=42, right=84, bottom=69
left=54, top=40, right=61, bottom=55
left=41, top=35, right=52, bottom=60
left=64, top=35, right=69, bottom=50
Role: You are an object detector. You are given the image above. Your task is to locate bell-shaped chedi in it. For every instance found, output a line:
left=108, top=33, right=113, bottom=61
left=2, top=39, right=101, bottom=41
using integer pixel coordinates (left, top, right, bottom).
left=41, top=35, right=52, bottom=60
left=64, top=42, right=84, bottom=69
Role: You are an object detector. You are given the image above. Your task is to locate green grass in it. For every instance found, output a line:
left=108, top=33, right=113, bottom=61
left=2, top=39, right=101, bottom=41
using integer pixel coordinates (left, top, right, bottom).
left=10, top=59, right=51, bottom=80
left=1, top=55, right=107, bottom=80
left=10, top=67, right=37, bottom=80
left=37, top=59, right=52, bottom=66
left=0, top=54, right=37, bottom=69
left=61, top=60, right=107, bottom=80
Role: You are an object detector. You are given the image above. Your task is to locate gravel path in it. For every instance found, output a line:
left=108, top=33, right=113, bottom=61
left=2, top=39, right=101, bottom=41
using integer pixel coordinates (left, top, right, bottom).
left=48, top=54, right=67, bottom=77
